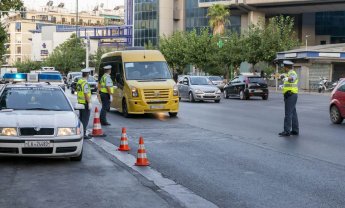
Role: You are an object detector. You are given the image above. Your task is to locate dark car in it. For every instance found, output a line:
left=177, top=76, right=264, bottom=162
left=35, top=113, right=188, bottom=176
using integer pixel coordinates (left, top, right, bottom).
left=330, top=79, right=345, bottom=124
left=70, top=76, right=98, bottom=94
left=223, top=75, right=269, bottom=100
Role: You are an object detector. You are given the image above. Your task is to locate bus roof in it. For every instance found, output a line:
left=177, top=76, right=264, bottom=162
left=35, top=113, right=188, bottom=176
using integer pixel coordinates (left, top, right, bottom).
left=101, top=50, right=166, bottom=62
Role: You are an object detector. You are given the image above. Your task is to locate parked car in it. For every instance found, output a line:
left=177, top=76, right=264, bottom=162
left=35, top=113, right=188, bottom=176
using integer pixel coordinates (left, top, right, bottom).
left=207, top=76, right=225, bottom=91
left=66, top=72, right=82, bottom=89
left=178, top=76, right=221, bottom=103
left=223, top=75, right=269, bottom=100
left=330, top=79, right=345, bottom=124
left=70, top=76, right=98, bottom=94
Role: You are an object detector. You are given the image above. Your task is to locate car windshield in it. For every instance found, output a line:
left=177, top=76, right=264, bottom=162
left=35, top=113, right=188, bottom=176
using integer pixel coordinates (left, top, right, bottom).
left=0, top=87, right=72, bottom=111
left=190, top=77, right=212, bottom=85
left=208, top=76, right=222, bottom=81
left=124, top=62, right=172, bottom=80
left=248, top=77, right=266, bottom=83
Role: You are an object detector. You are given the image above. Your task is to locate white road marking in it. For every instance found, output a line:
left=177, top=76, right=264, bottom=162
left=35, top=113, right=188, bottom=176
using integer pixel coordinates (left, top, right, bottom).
left=90, top=138, right=218, bottom=208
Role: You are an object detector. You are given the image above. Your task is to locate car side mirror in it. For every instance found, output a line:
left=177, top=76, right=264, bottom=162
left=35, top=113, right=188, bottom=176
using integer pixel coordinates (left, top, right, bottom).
left=74, top=103, right=85, bottom=110
left=183, top=81, right=189, bottom=85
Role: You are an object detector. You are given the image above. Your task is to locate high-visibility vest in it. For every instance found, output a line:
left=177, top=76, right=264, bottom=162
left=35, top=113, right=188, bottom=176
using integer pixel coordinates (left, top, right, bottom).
left=100, top=74, right=113, bottom=94
left=77, top=78, right=91, bottom=104
left=283, top=70, right=299, bottom=94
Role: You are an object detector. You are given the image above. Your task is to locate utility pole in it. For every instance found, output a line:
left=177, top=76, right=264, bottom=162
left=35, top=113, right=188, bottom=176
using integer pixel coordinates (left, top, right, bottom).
left=85, top=35, right=90, bottom=69
left=76, top=0, right=79, bottom=37
left=305, top=34, right=310, bottom=51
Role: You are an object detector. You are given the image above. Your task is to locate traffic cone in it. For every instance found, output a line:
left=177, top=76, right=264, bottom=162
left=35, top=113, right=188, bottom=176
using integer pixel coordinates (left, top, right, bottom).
left=135, top=136, right=150, bottom=166
left=118, top=127, right=130, bottom=151
left=90, top=107, right=105, bottom=137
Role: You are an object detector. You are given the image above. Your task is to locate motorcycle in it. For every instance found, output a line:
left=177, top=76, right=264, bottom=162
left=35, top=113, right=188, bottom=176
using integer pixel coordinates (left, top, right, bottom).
left=318, top=77, right=338, bottom=93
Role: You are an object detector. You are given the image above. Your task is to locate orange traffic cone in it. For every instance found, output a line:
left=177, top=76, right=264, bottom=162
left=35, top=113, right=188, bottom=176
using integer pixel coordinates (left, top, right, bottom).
left=118, top=127, right=130, bottom=151
left=135, top=136, right=150, bottom=166
left=90, top=107, right=105, bottom=137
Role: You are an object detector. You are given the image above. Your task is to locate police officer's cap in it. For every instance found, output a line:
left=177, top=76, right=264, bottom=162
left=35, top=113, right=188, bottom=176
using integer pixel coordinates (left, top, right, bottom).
left=81, top=68, right=91, bottom=73
left=283, top=60, right=294, bottom=66
left=103, top=65, right=112, bottom=70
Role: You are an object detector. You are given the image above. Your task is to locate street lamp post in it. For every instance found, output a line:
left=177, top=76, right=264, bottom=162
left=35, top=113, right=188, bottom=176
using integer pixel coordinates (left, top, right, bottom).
left=76, top=0, right=79, bottom=37
left=305, top=34, right=310, bottom=51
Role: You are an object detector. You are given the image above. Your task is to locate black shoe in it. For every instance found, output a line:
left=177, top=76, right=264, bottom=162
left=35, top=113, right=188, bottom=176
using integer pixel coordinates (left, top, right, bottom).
left=279, top=131, right=291, bottom=137
left=101, top=122, right=111, bottom=126
left=291, top=131, right=299, bottom=136
left=84, top=135, right=91, bottom=140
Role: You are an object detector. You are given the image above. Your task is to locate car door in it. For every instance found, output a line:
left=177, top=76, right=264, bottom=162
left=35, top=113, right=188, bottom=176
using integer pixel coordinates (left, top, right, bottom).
left=177, top=77, right=185, bottom=98
left=229, top=77, right=239, bottom=96
left=181, top=77, right=190, bottom=98
left=336, top=81, right=345, bottom=116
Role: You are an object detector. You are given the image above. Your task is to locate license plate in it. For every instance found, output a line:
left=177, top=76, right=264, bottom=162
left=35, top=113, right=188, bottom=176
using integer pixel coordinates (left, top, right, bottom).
left=255, top=90, right=262, bottom=93
left=25, top=141, right=51, bottom=148
left=150, top=105, right=164, bottom=109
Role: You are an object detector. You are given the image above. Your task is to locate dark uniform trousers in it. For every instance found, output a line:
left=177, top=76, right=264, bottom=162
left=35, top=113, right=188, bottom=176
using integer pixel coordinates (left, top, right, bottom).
left=100, top=92, right=110, bottom=123
left=79, top=103, right=90, bottom=136
left=284, top=93, right=299, bottom=133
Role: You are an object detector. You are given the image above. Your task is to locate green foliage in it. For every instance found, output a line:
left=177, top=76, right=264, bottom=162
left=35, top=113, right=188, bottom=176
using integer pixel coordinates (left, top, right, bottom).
left=144, top=40, right=157, bottom=50
left=207, top=4, right=230, bottom=35
left=159, top=31, right=189, bottom=74
left=185, top=28, right=219, bottom=73
left=44, top=34, right=86, bottom=74
left=0, top=0, right=24, bottom=18
left=243, top=24, right=264, bottom=67
left=0, top=25, right=7, bottom=65
left=14, top=60, right=42, bottom=73
left=89, top=47, right=112, bottom=74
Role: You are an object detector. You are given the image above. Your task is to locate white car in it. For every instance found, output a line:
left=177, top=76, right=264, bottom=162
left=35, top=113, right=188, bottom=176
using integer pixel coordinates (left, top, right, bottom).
left=0, top=73, right=84, bottom=161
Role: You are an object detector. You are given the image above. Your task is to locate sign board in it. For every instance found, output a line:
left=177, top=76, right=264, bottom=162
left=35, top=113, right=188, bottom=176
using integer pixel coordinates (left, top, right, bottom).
left=284, top=53, right=297, bottom=58
left=319, top=53, right=341, bottom=58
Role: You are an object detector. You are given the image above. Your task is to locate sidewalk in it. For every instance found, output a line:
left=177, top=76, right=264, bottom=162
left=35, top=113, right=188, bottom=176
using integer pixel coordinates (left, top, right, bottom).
left=268, top=87, right=331, bottom=96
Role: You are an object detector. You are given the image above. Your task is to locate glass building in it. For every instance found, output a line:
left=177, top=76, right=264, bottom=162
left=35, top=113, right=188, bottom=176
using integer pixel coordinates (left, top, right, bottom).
left=316, top=11, right=345, bottom=44
left=133, top=0, right=159, bottom=47
left=185, top=0, right=240, bottom=33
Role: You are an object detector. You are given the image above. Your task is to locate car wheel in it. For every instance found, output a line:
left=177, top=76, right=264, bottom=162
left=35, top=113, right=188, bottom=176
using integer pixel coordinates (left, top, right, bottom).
left=70, top=149, right=83, bottom=162
left=330, top=105, right=343, bottom=124
left=169, top=112, right=178, bottom=117
left=239, top=90, right=246, bottom=100
left=122, top=99, right=130, bottom=118
left=215, top=100, right=220, bottom=103
left=189, top=92, right=195, bottom=103
left=262, top=95, right=268, bottom=100
left=224, top=91, right=229, bottom=99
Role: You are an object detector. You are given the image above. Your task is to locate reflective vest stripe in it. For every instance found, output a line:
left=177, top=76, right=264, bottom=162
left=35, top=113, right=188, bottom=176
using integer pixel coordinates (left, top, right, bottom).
left=282, top=70, right=299, bottom=94
left=77, top=79, right=91, bottom=104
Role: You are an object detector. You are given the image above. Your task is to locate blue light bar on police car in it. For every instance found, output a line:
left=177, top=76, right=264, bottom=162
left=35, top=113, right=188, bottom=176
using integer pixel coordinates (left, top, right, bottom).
left=3, top=73, right=62, bottom=83
left=3, top=73, right=27, bottom=81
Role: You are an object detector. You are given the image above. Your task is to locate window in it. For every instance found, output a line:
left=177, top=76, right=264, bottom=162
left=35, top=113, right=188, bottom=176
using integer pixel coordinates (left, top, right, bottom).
left=71, top=18, right=75, bottom=24
left=79, top=19, right=83, bottom=25
left=62, top=18, right=66, bottom=23
left=338, top=81, right=345, bottom=92
left=16, top=47, right=21, bottom=54
left=124, top=62, right=172, bottom=81
left=31, top=16, right=35, bottom=22
left=15, top=22, right=21, bottom=32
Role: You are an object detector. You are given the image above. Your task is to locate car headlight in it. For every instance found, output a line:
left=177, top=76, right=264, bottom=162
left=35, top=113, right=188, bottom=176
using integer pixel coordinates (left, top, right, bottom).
left=194, top=89, right=204, bottom=94
left=216, top=89, right=221, bottom=94
left=57, top=128, right=77, bottom=136
left=173, top=85, right=179, bottom=96
left=131, top=87, right=139, bottom=97
left=0, top=128, right=17, bottom=136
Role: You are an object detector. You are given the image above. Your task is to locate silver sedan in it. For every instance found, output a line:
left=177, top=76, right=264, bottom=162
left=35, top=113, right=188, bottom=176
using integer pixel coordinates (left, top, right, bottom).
left=178, top=76, right=222, bottom=103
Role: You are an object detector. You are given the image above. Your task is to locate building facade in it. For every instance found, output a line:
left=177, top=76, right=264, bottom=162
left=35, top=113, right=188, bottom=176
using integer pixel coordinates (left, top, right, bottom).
left=2, top=5, right=124, bottom=65
left=127, top=0, right=345, bottom=47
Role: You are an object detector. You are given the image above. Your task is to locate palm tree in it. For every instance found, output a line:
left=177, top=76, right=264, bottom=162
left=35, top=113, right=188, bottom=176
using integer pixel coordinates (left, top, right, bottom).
left=207, top=4, right=230, bottom=35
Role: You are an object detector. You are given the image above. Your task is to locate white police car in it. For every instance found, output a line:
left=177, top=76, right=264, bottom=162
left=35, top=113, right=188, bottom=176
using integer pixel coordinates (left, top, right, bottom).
left=0, top=73, right=84, bottom=161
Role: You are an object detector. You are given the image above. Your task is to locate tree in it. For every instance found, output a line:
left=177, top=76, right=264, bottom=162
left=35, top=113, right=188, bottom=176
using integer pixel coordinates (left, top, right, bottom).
left=0, top=0, right=24, bottom=65
left=89, top=47, right=111, bottom=74
left=243, top=24, right=264, bottom=70
left=207, top=4, right=230, bottom=35
left=44, top=34, right=86, bottom=74
left=0, top=0, right=23, bottom=18
left=159, top=31, right=189, bottom=74
left=260, top=15, right=300, bottom=63
left=185, top=28, right=219, bottom=74
left=14, top=59, right=42, bottom=73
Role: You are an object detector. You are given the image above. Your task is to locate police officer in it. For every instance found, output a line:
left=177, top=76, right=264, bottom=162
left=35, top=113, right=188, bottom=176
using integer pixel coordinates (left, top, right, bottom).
left=279, top=60, right=299, bottom=137
left=99, top=65, right=113, bottom=125
left=77, top=68, right=92, bottom=139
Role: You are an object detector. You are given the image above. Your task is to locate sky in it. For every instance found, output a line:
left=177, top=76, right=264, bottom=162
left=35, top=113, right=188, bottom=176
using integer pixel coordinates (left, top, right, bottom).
left=23, top=0, right=124, bottom=12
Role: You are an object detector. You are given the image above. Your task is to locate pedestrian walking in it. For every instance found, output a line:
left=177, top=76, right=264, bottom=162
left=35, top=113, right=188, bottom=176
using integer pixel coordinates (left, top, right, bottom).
left=279, top=60, right=299, bottom=137
left=99, top=65, right=113, bottom=126
left=77, top=68, right=92, bottom=139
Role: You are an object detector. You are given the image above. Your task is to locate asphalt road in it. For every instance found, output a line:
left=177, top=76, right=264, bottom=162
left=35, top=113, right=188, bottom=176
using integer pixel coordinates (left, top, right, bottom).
left=0, top=141, right=181, bottom=208
left=91, top=91, right=345, bottom=208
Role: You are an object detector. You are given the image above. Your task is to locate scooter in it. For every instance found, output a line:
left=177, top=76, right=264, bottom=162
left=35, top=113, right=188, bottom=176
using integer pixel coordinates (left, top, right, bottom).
left=318, top=77, right=337, bottom=93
